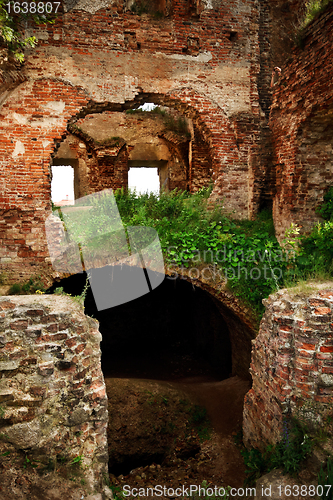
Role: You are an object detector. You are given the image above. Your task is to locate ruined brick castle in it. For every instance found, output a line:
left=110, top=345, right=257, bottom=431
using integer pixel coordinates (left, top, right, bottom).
left=0, top=0, right=331, bottom=282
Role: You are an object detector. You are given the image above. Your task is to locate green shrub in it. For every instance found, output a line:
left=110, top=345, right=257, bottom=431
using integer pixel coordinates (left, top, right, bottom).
left=125, top=106, right=190, bottom=137
left=241, top=419, right=312, bottom=486
left=8, top=283, right=22, bottom=295
left=0, top=1, right=58, bottom=62
left=318, top=457, right=333, bottom=500
left=316, top=186, right=333, bottom=220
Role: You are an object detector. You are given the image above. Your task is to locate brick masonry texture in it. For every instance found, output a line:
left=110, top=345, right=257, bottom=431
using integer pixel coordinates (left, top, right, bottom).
left=59, top=111, right=195, bottom=194
left=0, top=0, right=332, bottom=468
left=0, top=295, right=110, bottom=497
left=0, top=0, right=319, bottom=282
left=269, top=5, right=333, bottom=242
left=243, top=284, right=333, bottom=449
left=0, top=0, right=264, bottom=282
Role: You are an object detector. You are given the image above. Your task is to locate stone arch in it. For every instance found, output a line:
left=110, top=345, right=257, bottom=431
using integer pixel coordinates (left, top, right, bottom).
left=0, top=86, right=253, bottom=281
left=52, top=105, right=193, bottom=195
left=0, top=84, right=250, bottom=192
left=164, top=265, right=257, bottom=379
left=272, top=109, right=333, bottom=241
left=61, top=90, right=248, bottom=204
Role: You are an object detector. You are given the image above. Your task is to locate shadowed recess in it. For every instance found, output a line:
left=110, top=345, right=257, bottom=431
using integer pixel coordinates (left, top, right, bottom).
left=46, top=266, right=232, bottom=380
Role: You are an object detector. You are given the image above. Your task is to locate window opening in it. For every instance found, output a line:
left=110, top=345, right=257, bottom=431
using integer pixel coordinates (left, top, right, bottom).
left=51, top=165, right=75, bottom=206
left=138, top=102, right=157, bottom=111
left=128, top=167, right=160, bottom=195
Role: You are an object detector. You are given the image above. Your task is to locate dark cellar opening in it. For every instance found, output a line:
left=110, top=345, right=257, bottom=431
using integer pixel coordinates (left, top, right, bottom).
left=47, top=267, right=232, bottom=381
left=47, top=266, right=234, bottom=475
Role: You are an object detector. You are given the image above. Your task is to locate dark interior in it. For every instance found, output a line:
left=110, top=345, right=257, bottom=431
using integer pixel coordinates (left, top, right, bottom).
left=46, top=265, right=232, bottom=381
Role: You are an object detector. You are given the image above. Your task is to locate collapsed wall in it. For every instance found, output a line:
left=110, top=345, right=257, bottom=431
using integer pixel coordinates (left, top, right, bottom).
left=243, top=284, right=333, bottom=449
left=0, top=0, right=265, bottom=282
left=269, top=5, right=333, bottom=242
left=0, top=295, right=111, bottom=499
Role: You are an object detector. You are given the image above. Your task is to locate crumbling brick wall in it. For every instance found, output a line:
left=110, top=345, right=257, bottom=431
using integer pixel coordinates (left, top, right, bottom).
left=269, top=5, right=333, bottom=241
left=0, top=0, right=265, bottom=282
left=190, top=127, right=213, bottom=192
left=57, top=111, right=192, bottom=195
left=0, top=295, right=110, bottom=498
left=243, top=285, right=333, bottom=449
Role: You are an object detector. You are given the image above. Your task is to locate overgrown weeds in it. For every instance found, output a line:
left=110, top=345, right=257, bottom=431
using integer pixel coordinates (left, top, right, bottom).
left=50, top=187, right=333, bottom=322
left=0, top=0, right=58, bottom=62
left=8, top=276, right=46, bottom=295
left=130, top=0, right=164, bottom=18
left=241, top=418, right=312, bottom=486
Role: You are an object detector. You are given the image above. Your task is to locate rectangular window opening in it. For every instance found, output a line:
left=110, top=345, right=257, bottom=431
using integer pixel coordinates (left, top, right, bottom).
left=128, top=167, right=160, bottom=195
left=51, top=165, right=75, bottom=206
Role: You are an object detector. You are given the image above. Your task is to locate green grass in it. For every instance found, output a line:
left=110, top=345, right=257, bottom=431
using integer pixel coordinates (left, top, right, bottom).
left=8, top=276, right=46, bottom=295
left=241, top=419, right=313, bottom=486
left=54, top=187, right=333, bottom=322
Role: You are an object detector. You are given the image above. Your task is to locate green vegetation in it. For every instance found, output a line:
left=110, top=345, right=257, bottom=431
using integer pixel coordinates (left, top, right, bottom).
left=294, top=0, right=333, bottom=47
left=126, top=106, right=191, bottom=138
left=8, top=275, right=46, bottom=295
left=0, top=0, right=58, bottom=62
left=241, top=419, right=313, bottom=486
left=301, top=0, right=333, bottom=29
left=113, top=187, right=326, bottom=319
left=23, top=454, right=39, bottom=469
left=317, top=186, right=333, bottom=220
left=142, top=390, right=211, bottom=441
left=109, top=484, right=126, bottom=500
left=130, top=0, right=164, bottom=18
left=51, top=186, right=333, bottom=322
left=54, top=275, right=90, bottom=307
left=69, top=455, right=84, bottom=467
left=187, top=480, right=231, bottom=500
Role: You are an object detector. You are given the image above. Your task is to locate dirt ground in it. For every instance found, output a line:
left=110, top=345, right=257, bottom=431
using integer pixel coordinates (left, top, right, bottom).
left=106, top=375, right=251, bottom=499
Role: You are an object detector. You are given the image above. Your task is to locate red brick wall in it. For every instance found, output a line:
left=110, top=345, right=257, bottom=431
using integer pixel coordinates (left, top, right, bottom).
left=243, top=286, right=333, bottom=449
left=269, top=6, right=333, bottom=241
left=0, top=295, right=110, bottom=496
left=0, top=0, right=278, bottom=281
left=190, top=126, right=213, bottom=192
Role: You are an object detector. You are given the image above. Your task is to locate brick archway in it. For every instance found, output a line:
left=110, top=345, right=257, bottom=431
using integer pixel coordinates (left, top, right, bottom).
left=0, top=81, right=253, bottom=281
left=0, top=0, right=262, bottom=282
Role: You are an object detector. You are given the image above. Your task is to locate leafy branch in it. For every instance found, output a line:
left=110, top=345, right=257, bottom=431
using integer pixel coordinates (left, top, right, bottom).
left=0, top=0, right=58, bottom=62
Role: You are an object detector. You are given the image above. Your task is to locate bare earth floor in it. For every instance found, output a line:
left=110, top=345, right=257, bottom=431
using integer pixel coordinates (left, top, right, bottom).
left=106, top=375, right=251, bottom=499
